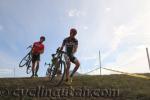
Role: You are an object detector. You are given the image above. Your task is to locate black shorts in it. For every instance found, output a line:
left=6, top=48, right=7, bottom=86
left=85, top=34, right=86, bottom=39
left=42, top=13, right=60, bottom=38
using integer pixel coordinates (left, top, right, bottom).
left=67, top=53, right=77, bottom=63
left=32, top=54, right=40, bottom=62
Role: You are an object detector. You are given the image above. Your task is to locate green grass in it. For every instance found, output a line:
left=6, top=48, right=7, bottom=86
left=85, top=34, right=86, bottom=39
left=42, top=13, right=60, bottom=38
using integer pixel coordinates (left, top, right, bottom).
left=0, top=73, right=150, bottom=100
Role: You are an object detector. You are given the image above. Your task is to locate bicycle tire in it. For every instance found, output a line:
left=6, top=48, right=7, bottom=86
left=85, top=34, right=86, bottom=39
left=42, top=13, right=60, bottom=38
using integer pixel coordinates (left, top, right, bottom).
left=51, top=61, right=66, bottom=86
left=50, top=64, right=56, bottom=81
left=46, top=65, right=53, bottom=77
left=56, top=61, right=66, bottom=86
left=26, top=59, right=32, bottom=74
left=19, top=53, right=30, bottom=67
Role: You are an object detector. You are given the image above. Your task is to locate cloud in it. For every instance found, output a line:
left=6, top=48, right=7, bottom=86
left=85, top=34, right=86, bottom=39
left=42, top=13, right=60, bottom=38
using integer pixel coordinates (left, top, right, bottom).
left=105, top=8, right=111, bottom=12
left=111, top=25, right=128, bottom=51
left=101, top=9, right=150, bottom=64
left=83, top=26, right=88, bottom=30
left=110, top=21, right=140, bottom=52
left=89, top=46, right=150, bottom=75
left=1, top=0, right=150, bottom=76
left=68, top=9, right=86, bottom=17
left=81, top=8, right=150, bottom=75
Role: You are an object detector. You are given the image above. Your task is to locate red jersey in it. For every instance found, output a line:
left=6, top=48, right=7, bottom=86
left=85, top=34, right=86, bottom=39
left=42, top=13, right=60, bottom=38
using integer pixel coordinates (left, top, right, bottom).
left=32, top=41, right=44, bottom=54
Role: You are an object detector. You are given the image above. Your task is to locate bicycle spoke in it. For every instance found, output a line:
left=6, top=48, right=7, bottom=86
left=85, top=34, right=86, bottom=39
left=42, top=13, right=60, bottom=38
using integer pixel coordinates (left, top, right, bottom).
left=19, top=54, right=30, bottom=67
left=51, top=61, right=66, bottom=86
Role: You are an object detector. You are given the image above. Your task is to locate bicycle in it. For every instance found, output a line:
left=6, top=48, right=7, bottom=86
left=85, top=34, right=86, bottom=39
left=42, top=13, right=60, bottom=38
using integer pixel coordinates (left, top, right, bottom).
left=45, top=47, right=67, bottom=86
left=45, top=62, right=51, bottom=77
left=19, top=45, right=32, bottom=74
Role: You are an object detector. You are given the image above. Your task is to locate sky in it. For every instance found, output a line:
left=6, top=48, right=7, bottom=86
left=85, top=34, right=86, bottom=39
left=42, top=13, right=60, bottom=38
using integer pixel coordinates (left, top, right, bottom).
left=0, top=0, right=150, bottom=77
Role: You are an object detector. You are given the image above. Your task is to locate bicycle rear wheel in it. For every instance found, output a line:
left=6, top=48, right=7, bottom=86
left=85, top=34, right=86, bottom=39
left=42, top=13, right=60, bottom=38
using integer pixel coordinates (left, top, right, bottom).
left=50, top=64, right=57, bottom=81
left=19, top=53, right=30, bottom=67
left=46, top=65, right=53, bottom=77
left=50, top=61, right=66, bottom=86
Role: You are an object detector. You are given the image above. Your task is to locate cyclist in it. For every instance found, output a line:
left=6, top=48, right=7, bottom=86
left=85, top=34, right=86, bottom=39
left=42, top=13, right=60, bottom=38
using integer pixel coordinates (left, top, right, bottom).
left=60, top=28, right=80, bottom=84
left=31, top=36, right=45, bottom=77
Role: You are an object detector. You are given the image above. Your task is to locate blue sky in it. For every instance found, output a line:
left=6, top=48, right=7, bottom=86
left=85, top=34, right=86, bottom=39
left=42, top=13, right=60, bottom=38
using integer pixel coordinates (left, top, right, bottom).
left=0, top=0, right=150, bottom=77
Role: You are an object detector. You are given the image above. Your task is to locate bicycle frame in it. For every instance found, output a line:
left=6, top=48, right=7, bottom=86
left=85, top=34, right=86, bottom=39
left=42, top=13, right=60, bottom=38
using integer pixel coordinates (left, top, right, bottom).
left=45, top=48, right=67, bottom=86
left=53, top=49, right=67, bottom=69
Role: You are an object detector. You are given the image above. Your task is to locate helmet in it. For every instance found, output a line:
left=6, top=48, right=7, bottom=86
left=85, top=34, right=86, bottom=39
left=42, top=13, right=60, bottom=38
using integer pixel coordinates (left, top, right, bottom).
left=70, top=28, right=77, bottom=35
left=40, top=36, right=45, bottom=41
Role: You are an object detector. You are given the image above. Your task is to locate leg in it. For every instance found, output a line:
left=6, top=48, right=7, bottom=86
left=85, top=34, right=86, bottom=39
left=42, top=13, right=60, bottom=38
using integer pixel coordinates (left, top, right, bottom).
left=32, top=61, right=35, bottom=76
left=31, top=54, right=36, bottom=77
left=35, top=61, right=39, bottom=76
left=34, top=54, right=40, bottom=77
left=66, top=60, right=71, bottom=81
left=70, top=59, right=80, bottom=78
left=64, top=54, right=71, bottom=81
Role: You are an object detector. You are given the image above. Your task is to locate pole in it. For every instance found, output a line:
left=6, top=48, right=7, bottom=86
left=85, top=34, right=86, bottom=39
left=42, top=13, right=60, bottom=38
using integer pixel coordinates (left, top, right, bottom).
left=99, top=50, right=102, bottom=75
left=14, top=66, right=15, bottom=77
left=146, top=48, right=150, bottom=70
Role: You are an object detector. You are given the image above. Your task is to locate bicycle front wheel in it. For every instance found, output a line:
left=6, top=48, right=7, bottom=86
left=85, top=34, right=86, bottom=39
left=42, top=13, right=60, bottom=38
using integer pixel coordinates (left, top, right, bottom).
left=50, top=61, right=66, bottom=86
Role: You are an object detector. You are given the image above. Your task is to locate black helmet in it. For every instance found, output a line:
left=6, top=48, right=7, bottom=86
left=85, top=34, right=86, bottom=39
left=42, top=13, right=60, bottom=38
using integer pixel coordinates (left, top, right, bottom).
left=70, top=28, right=77, bottom=35
left=40, top=36, right=45, bottom=41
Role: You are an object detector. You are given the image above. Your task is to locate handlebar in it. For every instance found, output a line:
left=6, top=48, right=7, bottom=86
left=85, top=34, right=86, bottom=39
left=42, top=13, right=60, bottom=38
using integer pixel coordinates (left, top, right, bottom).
left=56, top=47, right=66, bottom=54
left=51, top=54, right=56, bottom=58
left=45, top=62, right=51, bottom=66
left=27, top=45, right=32, bottom=49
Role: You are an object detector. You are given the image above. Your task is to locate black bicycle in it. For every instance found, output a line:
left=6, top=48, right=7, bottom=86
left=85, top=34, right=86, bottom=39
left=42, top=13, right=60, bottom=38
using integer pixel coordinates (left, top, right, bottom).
left=45, top=47, right=67, bottom=86
left=19, top=45, right=32, bottom=74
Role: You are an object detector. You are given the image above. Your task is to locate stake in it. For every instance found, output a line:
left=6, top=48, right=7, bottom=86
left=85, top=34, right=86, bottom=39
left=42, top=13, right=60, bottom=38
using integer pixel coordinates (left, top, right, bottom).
left=99, top=50, right=102, bottom=75
left=146, top=48, right=150, bottom=70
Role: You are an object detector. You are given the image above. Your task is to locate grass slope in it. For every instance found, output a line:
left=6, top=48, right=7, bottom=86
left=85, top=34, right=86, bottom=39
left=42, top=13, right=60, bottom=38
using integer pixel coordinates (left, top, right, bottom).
left=0, top=73, right=150, bottom=100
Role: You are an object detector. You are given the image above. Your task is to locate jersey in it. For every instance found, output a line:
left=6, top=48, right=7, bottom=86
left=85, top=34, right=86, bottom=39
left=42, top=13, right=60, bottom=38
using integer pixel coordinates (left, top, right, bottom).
left=62, top=37, right=78, bottom=55
left=32, top=41, right=44, bottom=54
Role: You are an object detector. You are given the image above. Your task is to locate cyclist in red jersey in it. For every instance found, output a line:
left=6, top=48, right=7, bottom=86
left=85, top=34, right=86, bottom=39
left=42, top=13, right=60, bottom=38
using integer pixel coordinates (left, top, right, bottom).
left=31, top=36, right=45, bottom=77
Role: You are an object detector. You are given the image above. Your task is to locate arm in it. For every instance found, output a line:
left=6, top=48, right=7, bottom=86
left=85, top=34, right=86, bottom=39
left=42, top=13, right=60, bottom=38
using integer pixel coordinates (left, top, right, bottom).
left=72, top=40, right=78, bottom=54
left=40, top=45, right=44, bottom=54
left=60, top=45, right=64, bottom=51
left=40, top=49, right=44, bottom=54
left=60, top=39, right=65, bottom=51
left=72, top=45, right=78, bottom=54
left=31, top=43, right=35, bottom=53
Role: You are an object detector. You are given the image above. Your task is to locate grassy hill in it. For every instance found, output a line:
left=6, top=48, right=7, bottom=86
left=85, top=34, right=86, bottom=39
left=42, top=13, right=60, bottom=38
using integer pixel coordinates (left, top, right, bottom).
left=0, top=73, right=150, bottom=100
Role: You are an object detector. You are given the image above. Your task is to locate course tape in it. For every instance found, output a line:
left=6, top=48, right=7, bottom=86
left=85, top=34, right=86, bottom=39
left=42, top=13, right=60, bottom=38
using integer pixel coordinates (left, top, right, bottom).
left=84, top=67, right=150, bottom=80
left=101, top=67, right=150, bottom=80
